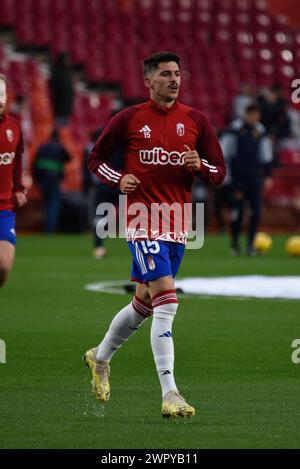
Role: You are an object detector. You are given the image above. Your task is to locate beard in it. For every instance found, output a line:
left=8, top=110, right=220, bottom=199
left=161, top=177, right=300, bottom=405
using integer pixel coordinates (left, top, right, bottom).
left=165, top=94, right=177, bottom=102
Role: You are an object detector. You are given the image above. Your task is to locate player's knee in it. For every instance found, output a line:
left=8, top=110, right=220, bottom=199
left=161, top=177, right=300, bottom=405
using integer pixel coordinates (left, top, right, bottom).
left=151, top=290, right=178, bottom=318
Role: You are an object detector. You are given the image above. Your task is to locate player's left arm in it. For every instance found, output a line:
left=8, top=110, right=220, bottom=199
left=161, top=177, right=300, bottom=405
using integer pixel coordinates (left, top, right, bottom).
left=13, top=130, right=27, bottom=208
left=186, top=112, right=226, bottom=186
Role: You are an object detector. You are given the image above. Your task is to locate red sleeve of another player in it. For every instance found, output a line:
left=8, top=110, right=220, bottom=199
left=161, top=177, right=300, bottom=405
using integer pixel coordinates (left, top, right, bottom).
left=13, top=130, right=26, bottom=193
left=88, top=110, right=130, bottom=188
left=191, top=111, right=226, bottom=186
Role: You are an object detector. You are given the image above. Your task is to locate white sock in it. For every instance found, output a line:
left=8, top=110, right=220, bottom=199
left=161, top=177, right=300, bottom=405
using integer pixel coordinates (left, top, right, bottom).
left=96, top=295, right=153, bottom=362
left=150, top=290, right=179, bottom=398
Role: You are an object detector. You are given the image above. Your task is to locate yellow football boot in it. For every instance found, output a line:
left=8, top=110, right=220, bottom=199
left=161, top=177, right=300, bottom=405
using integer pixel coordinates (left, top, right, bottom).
left=161, top=390, right=195, bottom=419
left=83, top=348, right=110, bottom=402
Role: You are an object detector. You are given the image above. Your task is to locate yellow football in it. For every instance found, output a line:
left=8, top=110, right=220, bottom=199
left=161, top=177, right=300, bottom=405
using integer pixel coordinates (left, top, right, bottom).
left=253, top=232, right=273, bottom=253
left=285, top=236, right=300, bottom=257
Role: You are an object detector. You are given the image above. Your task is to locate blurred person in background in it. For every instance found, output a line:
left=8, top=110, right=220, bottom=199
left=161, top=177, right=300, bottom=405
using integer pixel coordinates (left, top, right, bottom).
left=33, top=129, right=70, bottom=234
left=232, top=83, right=256, bottom=120
left=220, top=103, right=273, bottom=255
left=257, top=83, right=291, bottom=142
left=288, top=104, right=300, bottom=141
left=83, top=128, right=122, bottom=259
left=213, top=176, right=232, bottom=234
left=219, top=84, right=257, bottom=233
left=0, top=73, right=27, bottom=288
left=49, top=52, right=74, bottom=128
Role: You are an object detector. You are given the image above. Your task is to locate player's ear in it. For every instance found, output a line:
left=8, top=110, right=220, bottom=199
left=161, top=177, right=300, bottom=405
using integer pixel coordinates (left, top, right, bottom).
left=0, top=78, right=7, bottom=105
left=144, top=77, right=151, bottom=88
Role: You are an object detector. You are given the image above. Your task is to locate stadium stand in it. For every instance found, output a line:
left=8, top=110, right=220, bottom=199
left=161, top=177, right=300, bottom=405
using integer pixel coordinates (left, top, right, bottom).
left=0, top=0, right=300, bottom=231
left=1, top=0, right=300, bottom=121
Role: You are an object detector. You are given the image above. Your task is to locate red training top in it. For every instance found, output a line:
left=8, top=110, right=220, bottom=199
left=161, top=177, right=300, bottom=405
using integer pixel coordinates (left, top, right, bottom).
left=88, top=99, right=226, bottom=243
left=0, top=114, right=25, bottom=211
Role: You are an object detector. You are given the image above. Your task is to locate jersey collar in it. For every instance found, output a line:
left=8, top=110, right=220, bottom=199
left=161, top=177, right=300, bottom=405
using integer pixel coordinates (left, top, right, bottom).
left=149, top=99, right=179, bottom=114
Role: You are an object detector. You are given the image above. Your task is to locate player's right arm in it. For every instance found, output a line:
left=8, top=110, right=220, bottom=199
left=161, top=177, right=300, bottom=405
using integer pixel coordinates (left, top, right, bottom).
left=88, top=113, right=125, bottom=188
left=88, top=109, right=139, bottom=192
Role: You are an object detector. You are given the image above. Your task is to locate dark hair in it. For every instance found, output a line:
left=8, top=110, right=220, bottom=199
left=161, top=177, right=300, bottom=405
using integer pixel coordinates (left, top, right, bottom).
left=54, top=52, right=69, bottom=68
left=245, top=103, right=261, bottom=114
left=271, top=82, right=283, bottom=92
left=143, top=52, right=181, bottom=76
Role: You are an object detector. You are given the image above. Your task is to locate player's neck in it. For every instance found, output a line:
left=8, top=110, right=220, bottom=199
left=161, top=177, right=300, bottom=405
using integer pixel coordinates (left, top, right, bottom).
left=150, top=96, right=176, bottom=109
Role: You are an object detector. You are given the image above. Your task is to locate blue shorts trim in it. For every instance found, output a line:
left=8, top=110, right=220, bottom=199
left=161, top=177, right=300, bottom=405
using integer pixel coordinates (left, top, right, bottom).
left=0, top=210, right=16, bottom=246
left=127, top=240, right=185, bottom=283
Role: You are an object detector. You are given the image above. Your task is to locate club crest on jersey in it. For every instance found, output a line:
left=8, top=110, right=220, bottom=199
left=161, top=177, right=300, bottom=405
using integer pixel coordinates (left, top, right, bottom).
left=147, top=255, right=156, bottom=271
left=176, top=123, right=185, bottom=136
left=6, top=129, right=13, bottom=142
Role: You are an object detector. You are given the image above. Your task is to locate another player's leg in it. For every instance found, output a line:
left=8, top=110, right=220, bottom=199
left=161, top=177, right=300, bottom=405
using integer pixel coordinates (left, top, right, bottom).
left=93, top=237, right=107, bottom=260
left=230, top=190, right=244, bottom=256
left=0, top=241, right=15, bottom=287
left=149, top=275, right=195, bottom=418
left=247, top=181, right=262, bottom=255
left=84, top=284, right=152, bottom=401
left=92, top=186, right=107, bottom=259
left=0, top=211, right=17, bottom=288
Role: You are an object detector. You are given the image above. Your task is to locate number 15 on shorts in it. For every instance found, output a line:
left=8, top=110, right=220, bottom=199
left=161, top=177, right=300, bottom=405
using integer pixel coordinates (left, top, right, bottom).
left=140, top=240, right=160, bottom=254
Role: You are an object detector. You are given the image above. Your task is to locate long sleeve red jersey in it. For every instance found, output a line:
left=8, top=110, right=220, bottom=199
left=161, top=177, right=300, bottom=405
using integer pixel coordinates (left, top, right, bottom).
left=0, top=114, right=25, bottom=211
left=88, top=99, right=226, bottom=243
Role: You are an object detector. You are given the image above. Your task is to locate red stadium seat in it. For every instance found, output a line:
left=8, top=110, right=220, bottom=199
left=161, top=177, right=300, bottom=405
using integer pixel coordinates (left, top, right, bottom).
left=1, top=0, right=300, bottom=149
left=0, top=0, right=16, bottom=27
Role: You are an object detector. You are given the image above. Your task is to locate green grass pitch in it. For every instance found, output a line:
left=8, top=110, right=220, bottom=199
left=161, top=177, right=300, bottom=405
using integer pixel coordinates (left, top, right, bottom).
left=0, top=234, right=299, bottom=449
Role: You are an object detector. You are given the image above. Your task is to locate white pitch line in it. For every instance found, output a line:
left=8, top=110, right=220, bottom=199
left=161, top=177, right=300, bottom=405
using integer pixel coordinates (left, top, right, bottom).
left=84, top=279, right=300, bottom=302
